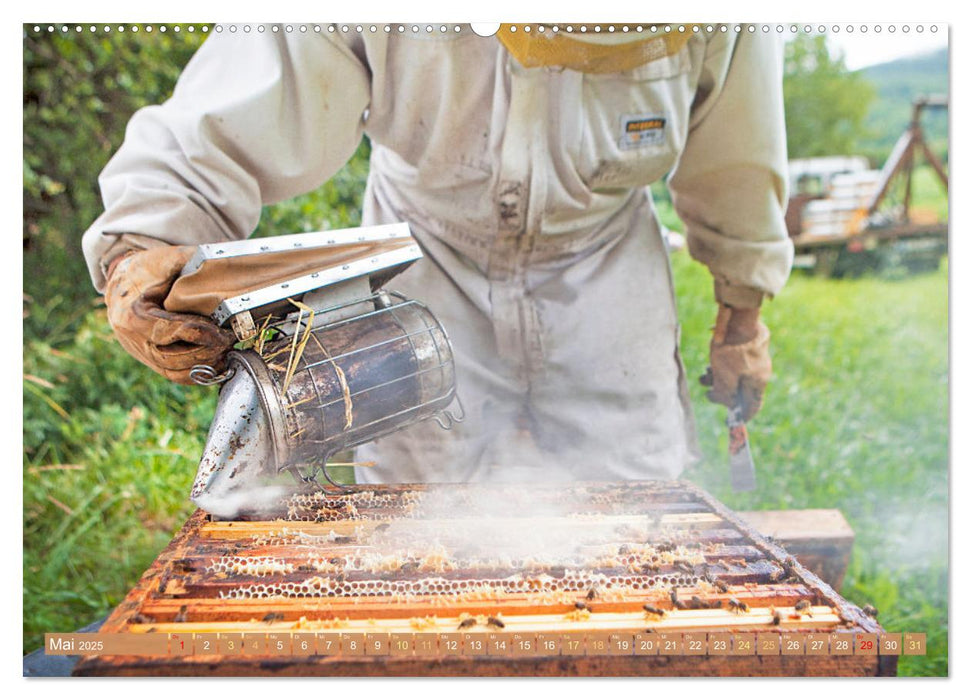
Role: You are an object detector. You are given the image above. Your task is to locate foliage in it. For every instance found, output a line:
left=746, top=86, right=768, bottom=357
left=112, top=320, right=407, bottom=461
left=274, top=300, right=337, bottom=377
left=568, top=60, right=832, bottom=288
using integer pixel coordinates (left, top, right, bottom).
left=23, top=25, right=370, bottom=338
left=23, top=26, right=207, bottom=252
left=783, top=35, right=877, bottom=160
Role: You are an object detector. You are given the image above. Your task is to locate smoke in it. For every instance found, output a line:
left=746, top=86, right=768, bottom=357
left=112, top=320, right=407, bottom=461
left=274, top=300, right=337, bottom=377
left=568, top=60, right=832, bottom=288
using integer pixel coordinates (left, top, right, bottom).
left=345, top=482, right=684, bottom=578
left=193, top=485, right=291, bottom=522
left=866, top=498, right=948, bottom=572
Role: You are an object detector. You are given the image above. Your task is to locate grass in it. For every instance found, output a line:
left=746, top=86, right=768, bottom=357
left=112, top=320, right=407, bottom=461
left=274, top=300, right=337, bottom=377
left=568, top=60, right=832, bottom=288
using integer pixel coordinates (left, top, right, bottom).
left=671, top=253, right=948, bottom=677
left=23, top=296, right=212, bottom=653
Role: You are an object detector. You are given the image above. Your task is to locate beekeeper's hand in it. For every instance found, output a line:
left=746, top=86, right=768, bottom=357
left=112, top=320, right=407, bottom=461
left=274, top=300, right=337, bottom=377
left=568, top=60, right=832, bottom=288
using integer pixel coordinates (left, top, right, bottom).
left=700, top=304, right=772, bottom=422
left=103, top=246, right=236, bottom=385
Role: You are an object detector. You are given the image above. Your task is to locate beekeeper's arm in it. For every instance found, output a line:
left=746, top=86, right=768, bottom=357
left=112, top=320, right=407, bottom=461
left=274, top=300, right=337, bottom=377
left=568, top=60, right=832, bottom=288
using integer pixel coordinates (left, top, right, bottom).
left=83, top=32, right=371, bottom=383
left=667, top=31, right=793, bottom=420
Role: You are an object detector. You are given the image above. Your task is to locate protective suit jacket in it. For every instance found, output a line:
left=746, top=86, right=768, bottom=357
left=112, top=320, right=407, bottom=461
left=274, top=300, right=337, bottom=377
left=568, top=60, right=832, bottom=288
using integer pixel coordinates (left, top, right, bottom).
left=82, top=26, right=793, bottom=483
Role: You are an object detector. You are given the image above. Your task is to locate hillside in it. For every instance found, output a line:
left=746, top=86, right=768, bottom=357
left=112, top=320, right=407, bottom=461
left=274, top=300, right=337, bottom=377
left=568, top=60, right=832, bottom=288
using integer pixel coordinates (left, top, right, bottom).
left=857, top=47, right=949, bottom=165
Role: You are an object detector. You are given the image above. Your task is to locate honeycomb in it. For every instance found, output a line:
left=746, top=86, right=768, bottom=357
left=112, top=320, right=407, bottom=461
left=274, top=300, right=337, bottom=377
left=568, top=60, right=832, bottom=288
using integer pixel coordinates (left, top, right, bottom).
left=211, top=486, right=732, bottom=606
left=208, top=556, right=294, bottom=577
left=282, top=490, right=422, bottom=521
left=218, top=563, right=700, bottom=600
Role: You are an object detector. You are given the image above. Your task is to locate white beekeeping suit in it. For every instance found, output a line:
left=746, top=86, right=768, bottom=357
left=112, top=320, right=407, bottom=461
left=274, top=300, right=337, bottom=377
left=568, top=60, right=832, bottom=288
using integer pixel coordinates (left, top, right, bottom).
left=83, top=25, right=793, bottom=484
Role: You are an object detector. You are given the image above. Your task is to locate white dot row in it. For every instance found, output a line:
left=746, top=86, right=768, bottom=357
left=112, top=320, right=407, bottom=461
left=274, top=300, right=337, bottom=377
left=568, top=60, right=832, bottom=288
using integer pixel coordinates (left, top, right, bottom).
left=28, top=23, right=941, bottom=36
left=31, top=24, right=208, bottom=33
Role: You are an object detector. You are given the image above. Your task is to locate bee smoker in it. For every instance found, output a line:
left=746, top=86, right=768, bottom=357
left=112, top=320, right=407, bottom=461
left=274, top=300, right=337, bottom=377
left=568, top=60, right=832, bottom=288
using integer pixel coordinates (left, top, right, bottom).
left=184, top=224, right=463, bottom=514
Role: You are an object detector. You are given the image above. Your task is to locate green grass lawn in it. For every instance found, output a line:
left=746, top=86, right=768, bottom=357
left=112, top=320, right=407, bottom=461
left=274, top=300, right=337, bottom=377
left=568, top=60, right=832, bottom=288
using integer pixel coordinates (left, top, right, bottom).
left=22, top=248, right=948, bottom=675
left=673, top=253, right=949, bottom=676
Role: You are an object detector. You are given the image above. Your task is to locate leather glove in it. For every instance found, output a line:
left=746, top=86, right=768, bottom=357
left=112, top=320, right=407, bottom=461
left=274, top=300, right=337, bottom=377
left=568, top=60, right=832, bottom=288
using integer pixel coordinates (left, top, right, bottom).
left=700, top=304, right=772, bottom=422
left=103, top=246, right=237, bottom=385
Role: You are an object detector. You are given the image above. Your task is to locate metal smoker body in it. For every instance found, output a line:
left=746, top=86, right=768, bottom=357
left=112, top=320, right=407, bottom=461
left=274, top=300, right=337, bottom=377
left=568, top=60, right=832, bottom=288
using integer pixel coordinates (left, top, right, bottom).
left=188, top=224, right=462, bottom=515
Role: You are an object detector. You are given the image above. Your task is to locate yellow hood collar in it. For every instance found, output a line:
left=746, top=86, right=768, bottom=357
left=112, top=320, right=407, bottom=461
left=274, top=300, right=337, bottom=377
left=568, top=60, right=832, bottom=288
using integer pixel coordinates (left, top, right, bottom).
left=497, top=25, right=693, bottom=74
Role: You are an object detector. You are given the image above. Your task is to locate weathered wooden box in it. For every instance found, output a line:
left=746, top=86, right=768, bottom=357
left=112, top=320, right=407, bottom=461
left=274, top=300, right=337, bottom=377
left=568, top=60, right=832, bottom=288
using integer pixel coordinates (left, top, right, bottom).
left=75, top=481, right=891, bottom=676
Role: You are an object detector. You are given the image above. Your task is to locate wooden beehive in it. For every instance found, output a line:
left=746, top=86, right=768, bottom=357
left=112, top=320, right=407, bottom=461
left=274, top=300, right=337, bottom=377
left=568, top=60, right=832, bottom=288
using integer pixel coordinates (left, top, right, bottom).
left=75, top=481, right=892, bottom=676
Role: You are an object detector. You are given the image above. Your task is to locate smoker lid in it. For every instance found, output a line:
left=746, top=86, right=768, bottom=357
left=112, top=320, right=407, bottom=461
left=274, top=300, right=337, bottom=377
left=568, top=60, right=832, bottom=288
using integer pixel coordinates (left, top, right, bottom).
left=167, top=223, right=422, bottom=324
left=181, top=223, right=415, bottom=274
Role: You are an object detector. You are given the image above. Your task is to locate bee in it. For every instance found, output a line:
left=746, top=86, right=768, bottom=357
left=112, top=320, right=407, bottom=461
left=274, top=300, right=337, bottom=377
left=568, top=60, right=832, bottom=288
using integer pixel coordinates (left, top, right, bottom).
left=641, top=562, right=660, bottom=574
left=770, top=608, right=781, bottom=626
left=862, top=604, right=879, bottom=618
left=690, top=596, right=705, bottom=610
left=642, top=604, right=666, bottom=617
left=171, top=558, right=195, bottom=573
left=333, top=535, right=353, bottom=545
left=174, top=605, right=189, bottom=623
left=656, top=542, right=675, bottom=553
left=768, top=569, right=785, bottom=583
left=713, top=578, right=730, bottom=594
left=486, top=616, right=505, bottom=629
left=668, top=587, right=690, bottom=609
left=586, top=586, right=599, bottom=601
left=549, top=566, right=566, bottom=578
left=458, top=618, right=477, bottom=630
left=575, top=601, right=589, bottom=611
left=296, top=564, right=316, bottom=573
left=618, top=545, right=631, bottom=555
left=794, top=599, right=812, bottom=617
left=399, top=560, right=419, bottom=573
left=373, top=523, right=391, bottom=533
left=130, top=613, right=155, bottom=625
left=706, top=600, right=722, bottom=609
left=781, top=557, right=800, bottom=582
left=728, top=598, right=748, bottom=614
left=328, top=557, right=344, bottom=566
left=263, top=612, right=284, bottom=623
left=676, top=562, right=694, bottom=575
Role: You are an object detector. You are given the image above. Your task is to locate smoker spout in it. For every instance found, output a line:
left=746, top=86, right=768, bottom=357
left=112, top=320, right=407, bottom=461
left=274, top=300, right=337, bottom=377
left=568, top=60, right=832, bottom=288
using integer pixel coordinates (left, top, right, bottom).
left=191, top=366, right=287, bottom=518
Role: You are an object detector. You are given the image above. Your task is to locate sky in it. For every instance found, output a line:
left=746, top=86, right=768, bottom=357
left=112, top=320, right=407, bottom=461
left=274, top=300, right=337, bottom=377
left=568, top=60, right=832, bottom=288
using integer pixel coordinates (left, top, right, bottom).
left=812, top=24, right=949, bottom=70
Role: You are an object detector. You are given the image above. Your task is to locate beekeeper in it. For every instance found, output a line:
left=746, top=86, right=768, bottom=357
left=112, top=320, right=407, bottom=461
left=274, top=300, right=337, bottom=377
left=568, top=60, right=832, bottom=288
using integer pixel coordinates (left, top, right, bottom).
left=83, top=25, right=793, bottom=484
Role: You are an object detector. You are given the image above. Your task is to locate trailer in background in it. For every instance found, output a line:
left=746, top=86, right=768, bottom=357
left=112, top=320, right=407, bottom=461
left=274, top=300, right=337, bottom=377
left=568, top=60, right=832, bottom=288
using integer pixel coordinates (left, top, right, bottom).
left=786, top=98, right=948, bottom=277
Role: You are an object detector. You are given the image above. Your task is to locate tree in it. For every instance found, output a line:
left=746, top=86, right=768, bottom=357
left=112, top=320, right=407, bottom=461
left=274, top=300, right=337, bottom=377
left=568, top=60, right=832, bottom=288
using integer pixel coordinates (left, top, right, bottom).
left=783, top=35, right=876, bottom=159
left=23, top=25, right=371, bottom=337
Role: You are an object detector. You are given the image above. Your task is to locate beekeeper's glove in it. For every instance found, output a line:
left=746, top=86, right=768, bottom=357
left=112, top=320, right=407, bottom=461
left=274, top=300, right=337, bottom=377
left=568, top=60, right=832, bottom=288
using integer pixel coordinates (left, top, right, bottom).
left=103, top=246, right=236, bottom=384
left=701, top=304, right=772, bottom=422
